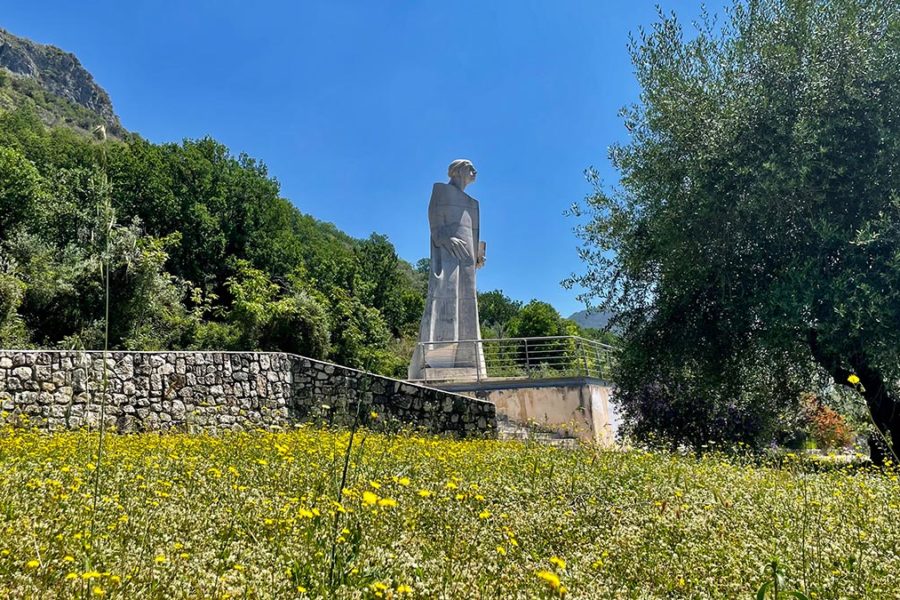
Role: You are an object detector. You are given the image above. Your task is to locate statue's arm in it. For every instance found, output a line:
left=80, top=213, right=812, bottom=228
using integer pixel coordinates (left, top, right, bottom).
left=429, top=192, right=470, bottom=260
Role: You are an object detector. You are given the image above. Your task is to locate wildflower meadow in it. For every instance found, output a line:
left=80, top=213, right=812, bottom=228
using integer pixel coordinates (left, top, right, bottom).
left=0, top=424, right=898, bottom=598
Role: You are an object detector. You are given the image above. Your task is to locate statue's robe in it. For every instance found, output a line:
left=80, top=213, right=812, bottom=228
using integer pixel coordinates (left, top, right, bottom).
left=409, top=182, right=485, bottom=379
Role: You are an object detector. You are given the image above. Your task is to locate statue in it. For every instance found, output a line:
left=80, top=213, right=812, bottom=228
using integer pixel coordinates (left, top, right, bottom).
left=409, top=159, right=486, bottom=380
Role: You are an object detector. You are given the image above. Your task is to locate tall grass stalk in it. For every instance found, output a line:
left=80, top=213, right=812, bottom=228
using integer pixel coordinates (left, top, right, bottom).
left=88, top=126, right=113, bottom=543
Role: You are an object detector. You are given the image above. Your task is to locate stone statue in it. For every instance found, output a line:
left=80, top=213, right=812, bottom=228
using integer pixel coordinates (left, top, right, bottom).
left=409, top=159, right=486, bottom=380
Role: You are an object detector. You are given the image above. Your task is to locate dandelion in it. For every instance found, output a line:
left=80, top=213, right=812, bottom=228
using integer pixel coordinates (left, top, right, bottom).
left=154, top=555, right=166, bottom=565
left=417, top=489, right=433, bottom=498
left=92, top=586, right=105, bottom=596
left=397, top=476, right=411, bottom=486
left=479, top=510, right=492, bottom=519
left=550, top=556, right=566, bottom=570
left=397, top=584, right=413, bottom=593
left=26, top=559, right=40, bottom=569
left=848, top=374, right=861, bottom=385
left=363, top=491, right=379, bottom=505
left=537, top=570, right=562, bottom=590
left=496, top=546, right=507, bottom=556
left=378, top=497, right=397, bottom=508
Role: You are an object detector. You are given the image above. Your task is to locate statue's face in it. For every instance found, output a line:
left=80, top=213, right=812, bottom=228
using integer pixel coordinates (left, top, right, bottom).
left=448, top=160, right=477, bottom=189
left=466, top=163, right=477, bottom=184
left=459, top=162, right=477, bottom=186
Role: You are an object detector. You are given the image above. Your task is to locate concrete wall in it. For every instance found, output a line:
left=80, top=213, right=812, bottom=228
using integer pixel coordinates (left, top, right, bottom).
left=442, top=378, right=618, bottom=445
left=0, top=351, right=496, bottom=436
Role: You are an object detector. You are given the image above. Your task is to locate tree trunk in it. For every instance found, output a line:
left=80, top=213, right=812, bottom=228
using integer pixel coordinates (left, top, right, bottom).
left=855, top=366, right=900, bottom=466
left=807, top=330, right=898, bottom=466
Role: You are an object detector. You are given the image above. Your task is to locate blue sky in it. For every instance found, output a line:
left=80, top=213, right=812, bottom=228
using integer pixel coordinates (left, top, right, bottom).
left=5, top=0, right=723, bottom=317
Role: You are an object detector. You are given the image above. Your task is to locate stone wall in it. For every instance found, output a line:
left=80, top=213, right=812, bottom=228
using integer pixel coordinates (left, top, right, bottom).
left=0, top=351, right=496, bottom=436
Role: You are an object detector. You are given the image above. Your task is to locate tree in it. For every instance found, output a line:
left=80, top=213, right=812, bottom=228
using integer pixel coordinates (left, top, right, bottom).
left=478, top=290, right=523, bottom=336
left=567, top=0, right=900, bottom=459
left=508, top=301, right=565, bottom=339
left=0, top=146, right=43, bottom=238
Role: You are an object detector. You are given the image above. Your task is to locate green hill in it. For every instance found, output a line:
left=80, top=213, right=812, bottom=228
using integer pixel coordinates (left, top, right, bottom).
left=0, top=29, right=425, bottom=377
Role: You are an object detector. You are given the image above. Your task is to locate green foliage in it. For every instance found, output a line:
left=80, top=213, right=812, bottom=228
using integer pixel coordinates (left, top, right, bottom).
left=508, top=300, right=566, bottom=339
left=477, top=289, right=522, bottom=337
left=0, top=145, right=42, bottom=237
left=0, top=107, right=426, bottom=374
left=568, top=0, right=900, bottom=453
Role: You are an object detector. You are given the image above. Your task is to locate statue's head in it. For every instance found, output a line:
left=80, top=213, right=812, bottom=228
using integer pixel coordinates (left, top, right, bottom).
left=448, top=159, right=477, bottom=190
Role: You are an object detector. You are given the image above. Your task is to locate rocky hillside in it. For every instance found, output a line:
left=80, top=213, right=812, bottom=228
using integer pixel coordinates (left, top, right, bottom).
left=0, top=28, right=123, bottom=135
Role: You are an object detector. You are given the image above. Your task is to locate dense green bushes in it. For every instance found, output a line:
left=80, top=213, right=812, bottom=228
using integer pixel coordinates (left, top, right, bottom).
left=0, top=108, right=425, bottom=375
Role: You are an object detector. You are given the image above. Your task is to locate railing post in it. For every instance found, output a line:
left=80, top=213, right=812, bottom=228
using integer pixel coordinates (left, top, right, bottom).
left=581, top=338, right=590, bottom=378
left=475, top=340, right=481, bottom=383
left=524, top=338, right=530, bottom=378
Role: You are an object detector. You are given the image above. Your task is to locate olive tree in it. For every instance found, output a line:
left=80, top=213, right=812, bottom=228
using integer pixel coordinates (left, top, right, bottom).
left=568, top=0, right=900, bottom=460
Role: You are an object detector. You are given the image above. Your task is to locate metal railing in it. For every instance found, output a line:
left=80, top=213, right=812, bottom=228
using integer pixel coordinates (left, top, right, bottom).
left=410, top=336, right=616, bottom=383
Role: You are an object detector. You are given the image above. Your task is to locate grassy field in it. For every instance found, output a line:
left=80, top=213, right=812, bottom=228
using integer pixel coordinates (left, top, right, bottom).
left=0, top=424, right=898, bottom=599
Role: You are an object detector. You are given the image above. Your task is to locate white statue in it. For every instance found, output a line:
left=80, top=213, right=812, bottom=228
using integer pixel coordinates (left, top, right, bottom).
left=409, top=159, right=486, bottom=380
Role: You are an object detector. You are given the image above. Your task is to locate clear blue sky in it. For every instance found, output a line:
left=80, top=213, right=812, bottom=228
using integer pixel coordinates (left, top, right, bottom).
left=5, top=0, right=723, bottom=317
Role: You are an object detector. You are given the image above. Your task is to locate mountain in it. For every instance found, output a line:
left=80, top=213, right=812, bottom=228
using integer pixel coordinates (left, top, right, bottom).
left=569, top=309, right=613, bottom=331
left=0, top=28, right=123, bottom=135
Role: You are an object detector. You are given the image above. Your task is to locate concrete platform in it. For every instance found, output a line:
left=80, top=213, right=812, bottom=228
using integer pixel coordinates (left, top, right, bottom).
left=429, top=376, right=619, bottom=446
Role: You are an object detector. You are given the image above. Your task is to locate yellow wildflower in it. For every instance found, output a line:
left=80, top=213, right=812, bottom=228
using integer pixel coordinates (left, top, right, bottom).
left=848, top=374, right=861, bottom=385
left=550, top=556, right=566, bottom=570
left=378, top=497, right=398, bottom=508
left=362, top=491, right=379, bottom=505
left=537, top=570, right=562, bottom=590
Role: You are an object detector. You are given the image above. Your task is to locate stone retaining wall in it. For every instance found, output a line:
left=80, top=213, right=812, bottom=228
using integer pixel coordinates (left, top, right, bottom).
left=0, top=351, right=496, bottom=436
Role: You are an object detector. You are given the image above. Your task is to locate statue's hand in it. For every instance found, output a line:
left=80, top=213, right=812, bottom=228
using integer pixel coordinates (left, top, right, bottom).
left=447, top=237, right=470, bottom=260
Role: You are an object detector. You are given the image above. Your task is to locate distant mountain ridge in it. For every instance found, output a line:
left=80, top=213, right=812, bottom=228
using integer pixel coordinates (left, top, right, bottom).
left=0, top=28, right=123, bottom=135
left=569, top=309, right=613, bottom=330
